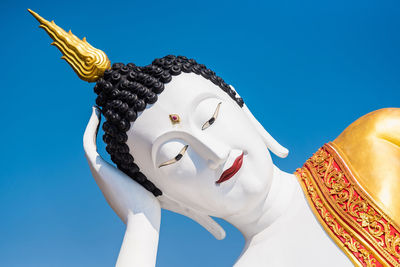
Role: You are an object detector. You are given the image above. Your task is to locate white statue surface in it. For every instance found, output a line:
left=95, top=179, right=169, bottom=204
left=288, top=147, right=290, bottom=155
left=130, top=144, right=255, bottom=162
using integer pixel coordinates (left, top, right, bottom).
left=29, top=9, right=400, bottom=266
left=84, top=73, right=353, bottom=267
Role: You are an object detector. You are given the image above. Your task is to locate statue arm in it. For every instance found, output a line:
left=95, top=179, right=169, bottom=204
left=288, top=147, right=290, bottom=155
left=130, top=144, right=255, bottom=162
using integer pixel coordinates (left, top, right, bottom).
left=116, top=212, right=160, bottom=267
left=83, top=107, right=161, bottom=267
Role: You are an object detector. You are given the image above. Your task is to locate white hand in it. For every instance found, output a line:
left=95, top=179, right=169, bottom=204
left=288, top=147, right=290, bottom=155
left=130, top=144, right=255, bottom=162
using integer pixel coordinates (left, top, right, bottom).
left=83, top=106, right=160, bottom=267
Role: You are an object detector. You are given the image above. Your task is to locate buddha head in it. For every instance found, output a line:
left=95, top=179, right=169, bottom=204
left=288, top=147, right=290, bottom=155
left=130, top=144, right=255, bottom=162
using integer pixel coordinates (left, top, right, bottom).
left=29, top=10, right=289, bottom=239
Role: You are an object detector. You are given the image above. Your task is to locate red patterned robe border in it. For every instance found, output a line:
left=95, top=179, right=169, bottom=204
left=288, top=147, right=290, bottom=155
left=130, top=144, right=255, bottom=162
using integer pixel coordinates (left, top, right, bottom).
left=295, top=143, right=400, bottom=267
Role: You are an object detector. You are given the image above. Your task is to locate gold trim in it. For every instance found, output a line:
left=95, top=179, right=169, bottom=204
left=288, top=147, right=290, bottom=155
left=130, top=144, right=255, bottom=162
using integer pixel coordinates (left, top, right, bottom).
left=296, top=167, right=365, bottom=266
left=329, top=141, right=400, bottom=231
left=326, top=144, right=400, bottom=265
left=28, top=9, right=111, bottom=82
left=295, top=145, right=400, bottom=267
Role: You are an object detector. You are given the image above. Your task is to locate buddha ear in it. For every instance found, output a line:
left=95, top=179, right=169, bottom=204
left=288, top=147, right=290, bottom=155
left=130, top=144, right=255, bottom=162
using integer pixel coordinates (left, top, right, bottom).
left=229, top=85, right=289, bottom=158
left=158, top=194, right=226, bottom=240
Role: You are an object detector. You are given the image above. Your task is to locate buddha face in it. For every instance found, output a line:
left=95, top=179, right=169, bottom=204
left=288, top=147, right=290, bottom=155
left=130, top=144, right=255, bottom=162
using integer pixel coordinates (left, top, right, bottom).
left=126, top=73, right=273, bottom=218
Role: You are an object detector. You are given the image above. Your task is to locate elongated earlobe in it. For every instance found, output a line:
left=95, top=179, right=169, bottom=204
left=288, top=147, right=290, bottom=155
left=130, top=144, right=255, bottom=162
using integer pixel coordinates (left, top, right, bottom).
left=229, top=85, right=289, bottom=158
left=158, top=194, right=226, bottom=240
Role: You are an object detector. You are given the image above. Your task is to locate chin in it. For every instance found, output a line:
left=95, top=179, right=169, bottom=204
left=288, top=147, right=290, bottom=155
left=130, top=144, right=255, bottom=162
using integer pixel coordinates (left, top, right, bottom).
left=207, top=171, right=272, bottom=218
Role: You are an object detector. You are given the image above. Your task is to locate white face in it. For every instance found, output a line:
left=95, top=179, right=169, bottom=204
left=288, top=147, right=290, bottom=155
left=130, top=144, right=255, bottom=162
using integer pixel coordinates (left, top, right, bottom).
left=126, top=73, right=273, bottom=218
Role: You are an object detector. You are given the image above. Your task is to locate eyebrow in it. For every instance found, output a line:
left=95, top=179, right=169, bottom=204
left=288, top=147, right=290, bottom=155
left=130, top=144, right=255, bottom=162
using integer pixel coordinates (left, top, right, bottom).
left=202, top=102, right=222, bottom=130
left=158, top=144, right=189, bottom=168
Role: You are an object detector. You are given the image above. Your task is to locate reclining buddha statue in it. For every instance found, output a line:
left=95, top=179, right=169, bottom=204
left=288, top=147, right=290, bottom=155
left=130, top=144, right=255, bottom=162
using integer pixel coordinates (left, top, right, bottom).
left=29, top=9, right=400, bottom=267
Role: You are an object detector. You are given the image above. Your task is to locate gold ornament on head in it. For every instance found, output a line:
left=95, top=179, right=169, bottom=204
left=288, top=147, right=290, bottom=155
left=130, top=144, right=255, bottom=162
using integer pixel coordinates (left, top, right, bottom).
left=28, top=9, right=111, bottom=82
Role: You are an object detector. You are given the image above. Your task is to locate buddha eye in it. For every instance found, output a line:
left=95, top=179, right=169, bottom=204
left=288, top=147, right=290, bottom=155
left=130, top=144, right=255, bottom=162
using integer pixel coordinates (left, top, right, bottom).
left=202, top=102, right=222, bottom=130
left=158, top=145, right=189, bottom=168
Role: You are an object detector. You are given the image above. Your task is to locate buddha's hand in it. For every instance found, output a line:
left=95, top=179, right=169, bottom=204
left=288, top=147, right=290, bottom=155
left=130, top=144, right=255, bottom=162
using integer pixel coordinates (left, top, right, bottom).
left=83, top=106, right=161, bottom=224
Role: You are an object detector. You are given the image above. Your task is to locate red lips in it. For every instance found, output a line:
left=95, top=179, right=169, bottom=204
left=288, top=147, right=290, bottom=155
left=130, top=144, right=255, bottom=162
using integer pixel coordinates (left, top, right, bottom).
left=216, top=152, right=244, bottom=184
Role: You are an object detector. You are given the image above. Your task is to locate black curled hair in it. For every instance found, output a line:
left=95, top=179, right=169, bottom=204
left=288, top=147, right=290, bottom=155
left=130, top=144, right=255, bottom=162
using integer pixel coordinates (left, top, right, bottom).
left=94, top=55, right=244, bottom=197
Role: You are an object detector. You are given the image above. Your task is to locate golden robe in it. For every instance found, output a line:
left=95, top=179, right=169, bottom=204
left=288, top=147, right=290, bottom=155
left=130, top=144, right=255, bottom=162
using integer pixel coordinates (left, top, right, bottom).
left=295, top=108, right=400, bottom=267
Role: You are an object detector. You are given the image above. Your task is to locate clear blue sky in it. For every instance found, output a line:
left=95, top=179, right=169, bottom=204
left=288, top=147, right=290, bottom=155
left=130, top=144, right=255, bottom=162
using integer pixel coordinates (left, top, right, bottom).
left=1, top=0, right=400, bottom=266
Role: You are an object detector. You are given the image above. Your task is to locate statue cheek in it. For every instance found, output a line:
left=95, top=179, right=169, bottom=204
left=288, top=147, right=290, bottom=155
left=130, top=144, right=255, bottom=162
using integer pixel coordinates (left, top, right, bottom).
left=158, top=157, right=217, bottom=197
left=157, top=159, right=197, bottom=188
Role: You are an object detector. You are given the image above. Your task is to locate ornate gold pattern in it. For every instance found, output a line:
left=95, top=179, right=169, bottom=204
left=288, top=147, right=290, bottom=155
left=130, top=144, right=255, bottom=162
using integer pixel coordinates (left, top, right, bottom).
left=28, top=9, right=111, bottom=82
left=295, top=144, right=400, bottom=267
left=333, top=108, right=400, bottom=225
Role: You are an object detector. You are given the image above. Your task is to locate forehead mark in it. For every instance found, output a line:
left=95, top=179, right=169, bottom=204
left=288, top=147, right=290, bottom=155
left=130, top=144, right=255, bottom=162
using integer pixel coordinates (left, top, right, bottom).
left=169, top=114, right=181, bottom=125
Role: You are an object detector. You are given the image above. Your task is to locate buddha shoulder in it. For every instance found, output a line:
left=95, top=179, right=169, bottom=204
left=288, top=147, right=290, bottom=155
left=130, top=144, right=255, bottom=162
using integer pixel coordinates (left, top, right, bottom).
left=332, top=108, right=400, bottom=225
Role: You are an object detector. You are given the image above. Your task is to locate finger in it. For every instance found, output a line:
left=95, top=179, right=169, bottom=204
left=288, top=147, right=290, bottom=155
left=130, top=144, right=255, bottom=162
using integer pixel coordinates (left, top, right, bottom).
left=82, top=107, right=130, bottom=184
left=83, top=107, right=160, bottom=223
left=83, top=106, right=131, bottom=221
left=83, top=106, right=101, bottom=160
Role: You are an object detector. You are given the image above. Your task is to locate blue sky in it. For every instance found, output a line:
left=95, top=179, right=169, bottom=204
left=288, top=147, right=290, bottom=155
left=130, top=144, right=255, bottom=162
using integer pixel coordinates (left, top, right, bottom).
left=1, top=0, right=400, bottom=266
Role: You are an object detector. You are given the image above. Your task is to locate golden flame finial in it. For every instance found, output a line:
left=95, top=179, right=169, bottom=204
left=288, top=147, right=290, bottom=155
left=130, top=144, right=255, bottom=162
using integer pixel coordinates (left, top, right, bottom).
left=28, top=9, right=111, bottom=82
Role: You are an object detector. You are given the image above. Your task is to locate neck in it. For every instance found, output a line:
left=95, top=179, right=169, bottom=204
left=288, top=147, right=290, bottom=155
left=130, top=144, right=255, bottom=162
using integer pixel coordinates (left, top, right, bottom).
left=224, top=165, right=299, bottom=241
left=224, top=165, right=353, bottom=267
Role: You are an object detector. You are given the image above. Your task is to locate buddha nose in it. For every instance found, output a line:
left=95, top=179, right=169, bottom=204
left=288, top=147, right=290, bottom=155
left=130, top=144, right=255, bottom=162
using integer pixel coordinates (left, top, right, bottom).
left=191, top=134, right=229, bottom=170
left=207, top=158, right=223, bottom=170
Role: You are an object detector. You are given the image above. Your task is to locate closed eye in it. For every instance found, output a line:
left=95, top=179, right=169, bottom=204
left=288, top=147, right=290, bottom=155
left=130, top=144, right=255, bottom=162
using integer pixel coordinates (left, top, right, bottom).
left=158, top=145, right=189, bottom=168
left=202, top=102, right=222, bottom=130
